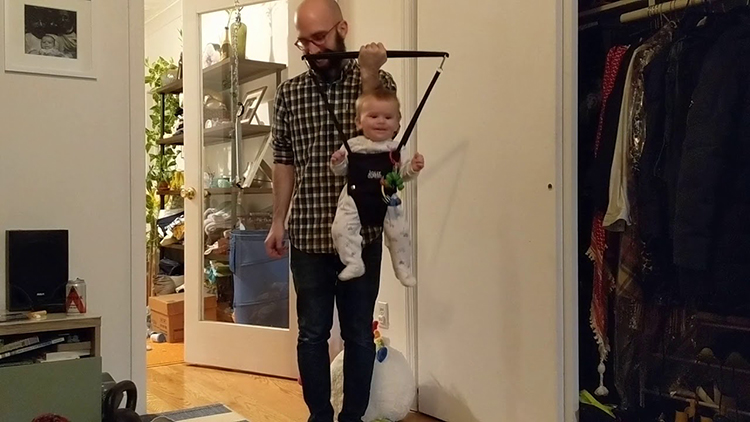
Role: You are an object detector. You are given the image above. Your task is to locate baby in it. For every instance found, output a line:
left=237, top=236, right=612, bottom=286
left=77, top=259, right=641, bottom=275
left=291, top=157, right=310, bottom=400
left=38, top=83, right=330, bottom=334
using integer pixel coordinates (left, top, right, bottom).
left=330, top=87, right=424, bottom=287
left=28, top=35, right=66, bottom=57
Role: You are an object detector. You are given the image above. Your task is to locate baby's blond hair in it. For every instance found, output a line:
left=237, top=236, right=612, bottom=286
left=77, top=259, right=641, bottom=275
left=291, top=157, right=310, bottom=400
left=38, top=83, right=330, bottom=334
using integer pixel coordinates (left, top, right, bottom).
left=355, top=87, right=401, bottom=118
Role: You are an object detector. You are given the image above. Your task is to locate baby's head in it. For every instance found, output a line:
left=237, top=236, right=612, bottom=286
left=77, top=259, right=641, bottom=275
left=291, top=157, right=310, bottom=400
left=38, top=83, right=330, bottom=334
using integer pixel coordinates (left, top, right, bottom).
left=41, top=35, right=55, bottom=50
left=355, top=87, right=401, bottom=142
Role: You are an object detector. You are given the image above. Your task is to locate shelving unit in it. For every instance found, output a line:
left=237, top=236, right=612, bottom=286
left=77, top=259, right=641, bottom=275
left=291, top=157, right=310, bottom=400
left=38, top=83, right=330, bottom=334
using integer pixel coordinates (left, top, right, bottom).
left=158, top=121, right=271, bottom=146
left=154, top=58, right=285, bottom=96
left=641, top=311, right=750, bottom=418
left=652, top=353, right=750, bottom=376
left=0, top=314, right=102, bottom=421
left=207, top=187, right=273, bottom=196
left=151, top=52, right=285, bottom=307
left=643, top=390, right=750, bottom=418
left=162, top=243, right=229, bottom=262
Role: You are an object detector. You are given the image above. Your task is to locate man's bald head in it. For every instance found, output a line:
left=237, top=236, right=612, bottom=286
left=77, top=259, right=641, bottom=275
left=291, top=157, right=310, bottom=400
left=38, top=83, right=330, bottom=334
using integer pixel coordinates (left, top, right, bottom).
left=296, top=0, right=343, bottom=27
left=295, top=0, right=347, bottom=55
left=294, top=0, right=348, bottom=70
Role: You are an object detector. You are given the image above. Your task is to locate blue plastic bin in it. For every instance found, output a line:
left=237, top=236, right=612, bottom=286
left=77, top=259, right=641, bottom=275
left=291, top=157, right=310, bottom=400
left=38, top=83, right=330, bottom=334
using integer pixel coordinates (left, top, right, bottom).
left=229, top=230, right=289, bottom=328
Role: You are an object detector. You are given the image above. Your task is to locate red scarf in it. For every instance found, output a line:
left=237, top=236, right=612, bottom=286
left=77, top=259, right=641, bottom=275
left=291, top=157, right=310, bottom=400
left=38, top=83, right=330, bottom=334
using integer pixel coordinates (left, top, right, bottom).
left=588, top=45, right=629, bottom=372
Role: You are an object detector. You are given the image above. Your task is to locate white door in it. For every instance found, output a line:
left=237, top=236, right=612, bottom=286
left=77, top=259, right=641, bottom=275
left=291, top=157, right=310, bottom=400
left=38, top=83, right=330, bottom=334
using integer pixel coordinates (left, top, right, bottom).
left=415, top=0, right=566, bottom=421
left=181, top=0, right=297, bottom=378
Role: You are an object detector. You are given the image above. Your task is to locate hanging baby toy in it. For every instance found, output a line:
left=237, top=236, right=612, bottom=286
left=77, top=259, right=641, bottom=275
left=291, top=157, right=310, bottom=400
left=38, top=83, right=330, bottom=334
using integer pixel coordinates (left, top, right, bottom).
left=303, top=50, right=449, bottom=287
left=381, top=153, right=405, bottom=207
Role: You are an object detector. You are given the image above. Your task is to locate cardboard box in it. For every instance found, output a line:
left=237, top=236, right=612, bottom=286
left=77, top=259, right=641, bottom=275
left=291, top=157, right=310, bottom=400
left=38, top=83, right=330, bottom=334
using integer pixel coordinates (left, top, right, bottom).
left=149, top=293, right=217, bottom=343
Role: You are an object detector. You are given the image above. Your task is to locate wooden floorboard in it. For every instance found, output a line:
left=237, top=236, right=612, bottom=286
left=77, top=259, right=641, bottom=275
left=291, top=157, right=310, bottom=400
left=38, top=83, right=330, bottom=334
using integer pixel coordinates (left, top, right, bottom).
left=147, top=363, right=440, bottom=421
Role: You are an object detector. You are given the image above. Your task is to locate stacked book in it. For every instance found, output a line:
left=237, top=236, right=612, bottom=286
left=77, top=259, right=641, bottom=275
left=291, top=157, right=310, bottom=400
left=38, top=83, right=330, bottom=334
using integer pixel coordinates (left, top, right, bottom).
left=0, top=334, right=91, bottom=367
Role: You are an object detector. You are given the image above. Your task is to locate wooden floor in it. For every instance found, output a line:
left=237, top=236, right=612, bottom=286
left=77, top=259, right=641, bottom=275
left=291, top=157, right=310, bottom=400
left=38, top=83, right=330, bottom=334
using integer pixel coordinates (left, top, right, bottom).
left=147, top=363, right=440, bottom=422
left=146, top=340, right=184, bottom=368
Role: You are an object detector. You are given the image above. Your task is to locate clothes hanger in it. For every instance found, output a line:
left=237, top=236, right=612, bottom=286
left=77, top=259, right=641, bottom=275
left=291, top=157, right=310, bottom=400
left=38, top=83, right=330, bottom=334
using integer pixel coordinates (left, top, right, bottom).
left=665, top=0, right=680, bottom=27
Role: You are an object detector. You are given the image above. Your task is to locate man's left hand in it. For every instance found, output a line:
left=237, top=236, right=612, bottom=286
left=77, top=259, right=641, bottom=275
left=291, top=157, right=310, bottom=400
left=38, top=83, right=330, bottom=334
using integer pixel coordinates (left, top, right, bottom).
left=359, top=42, right=387, bottom=76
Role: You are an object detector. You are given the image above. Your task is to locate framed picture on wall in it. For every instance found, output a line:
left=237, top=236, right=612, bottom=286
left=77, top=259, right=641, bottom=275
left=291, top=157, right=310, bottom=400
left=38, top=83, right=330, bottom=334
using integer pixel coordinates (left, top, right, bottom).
left=240, top=86, right=267, bottom=124
left=4, top=0, right=94, bottom=79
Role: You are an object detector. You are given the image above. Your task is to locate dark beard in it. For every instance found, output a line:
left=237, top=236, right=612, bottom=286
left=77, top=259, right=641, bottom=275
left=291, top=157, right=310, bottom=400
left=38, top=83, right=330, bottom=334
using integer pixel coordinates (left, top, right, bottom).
left=309, top=33, right=347, bottom=82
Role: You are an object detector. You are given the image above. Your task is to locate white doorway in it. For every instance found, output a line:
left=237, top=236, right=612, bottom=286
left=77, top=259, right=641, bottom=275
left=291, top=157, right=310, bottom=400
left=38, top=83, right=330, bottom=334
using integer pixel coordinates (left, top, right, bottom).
left=181, top=0, right=297, bottom=377
left=411, top=0, right=573, bottom=421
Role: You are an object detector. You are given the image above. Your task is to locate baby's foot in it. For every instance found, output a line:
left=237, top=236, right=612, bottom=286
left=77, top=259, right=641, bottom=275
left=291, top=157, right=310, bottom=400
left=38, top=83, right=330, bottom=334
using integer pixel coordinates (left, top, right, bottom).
left=338, top=264, right=365, bottom=281
left=396, top=271, right=417, bottom=287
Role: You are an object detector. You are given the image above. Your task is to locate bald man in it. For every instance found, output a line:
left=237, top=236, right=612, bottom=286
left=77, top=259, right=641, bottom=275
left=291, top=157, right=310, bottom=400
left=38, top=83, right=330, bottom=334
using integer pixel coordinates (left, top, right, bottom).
left=264, top=1, right=396, bottom=421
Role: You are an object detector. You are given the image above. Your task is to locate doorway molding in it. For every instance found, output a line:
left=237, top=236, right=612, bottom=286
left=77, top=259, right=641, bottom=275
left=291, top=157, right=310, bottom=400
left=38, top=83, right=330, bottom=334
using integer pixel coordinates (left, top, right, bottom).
left=402, top=0, right=420, bottom=402
left=128, top=0, right=147, bottom=414
left=561, top=0, right=579, bottom=420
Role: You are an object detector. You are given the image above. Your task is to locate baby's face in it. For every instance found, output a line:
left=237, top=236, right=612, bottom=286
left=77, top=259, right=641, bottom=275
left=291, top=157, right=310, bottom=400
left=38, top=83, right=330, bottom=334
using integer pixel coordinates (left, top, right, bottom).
left=357, top=98, right=400, bottom=143
left=41, top=37, right=55, bottom=50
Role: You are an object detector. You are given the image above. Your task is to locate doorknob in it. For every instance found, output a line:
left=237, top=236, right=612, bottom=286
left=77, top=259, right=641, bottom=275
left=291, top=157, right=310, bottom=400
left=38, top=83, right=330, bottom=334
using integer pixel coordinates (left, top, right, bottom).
left=180, top=186, right=196, bottom=200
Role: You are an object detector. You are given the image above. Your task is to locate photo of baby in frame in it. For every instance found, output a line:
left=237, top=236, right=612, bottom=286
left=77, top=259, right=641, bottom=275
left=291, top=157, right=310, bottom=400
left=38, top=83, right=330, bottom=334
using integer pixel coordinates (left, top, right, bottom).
left=4, top=0, right=93, bottom=79
left=24, top=5, right=77, bottom=59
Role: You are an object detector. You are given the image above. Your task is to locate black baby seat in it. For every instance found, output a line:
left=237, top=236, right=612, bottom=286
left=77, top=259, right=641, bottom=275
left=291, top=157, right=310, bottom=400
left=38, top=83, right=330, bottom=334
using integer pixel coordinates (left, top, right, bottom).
left=303, top=50, right=449, bottom=226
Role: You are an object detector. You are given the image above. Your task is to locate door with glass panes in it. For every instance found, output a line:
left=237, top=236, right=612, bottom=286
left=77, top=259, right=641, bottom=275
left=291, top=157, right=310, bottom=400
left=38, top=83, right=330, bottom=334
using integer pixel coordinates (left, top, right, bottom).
left=181, top=0, right=296, bottom=377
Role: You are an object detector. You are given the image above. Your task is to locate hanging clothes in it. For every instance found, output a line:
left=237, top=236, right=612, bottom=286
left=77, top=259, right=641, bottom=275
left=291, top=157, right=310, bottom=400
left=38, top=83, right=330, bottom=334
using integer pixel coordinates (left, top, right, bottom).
left=674, top=13, right=750, bottom=314
left=578, top=24, right=610, bottom=394
left=589, top=46, right=637, bottom=215
left=663, top=14, right=739, bottom=239
left=604, top=25, right=675, bottom=231
left=635, top=13, right=736, bottom=305
left=608, top=24, right=675, bottom=409
left=587, top=45, right=631, bottom=396
left=578, top=5, right=750, bottom=415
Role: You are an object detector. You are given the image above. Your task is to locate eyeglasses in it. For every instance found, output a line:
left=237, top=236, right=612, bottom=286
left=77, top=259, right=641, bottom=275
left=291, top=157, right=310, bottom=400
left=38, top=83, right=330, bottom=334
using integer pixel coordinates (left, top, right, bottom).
left=294, top=21, right=341, bottom=51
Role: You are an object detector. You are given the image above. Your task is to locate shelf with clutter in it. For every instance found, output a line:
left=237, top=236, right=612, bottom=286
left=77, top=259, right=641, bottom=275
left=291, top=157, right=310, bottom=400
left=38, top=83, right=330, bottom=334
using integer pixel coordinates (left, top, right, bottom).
left=636, top=311, right=750, bottom=420
left=154, top=57, right=285, bottom=96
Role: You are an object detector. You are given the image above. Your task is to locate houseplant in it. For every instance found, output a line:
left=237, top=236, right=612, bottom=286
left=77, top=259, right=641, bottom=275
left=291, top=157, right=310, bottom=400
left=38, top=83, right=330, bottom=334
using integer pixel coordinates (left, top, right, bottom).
left=145, top=56, right=181, bottom=293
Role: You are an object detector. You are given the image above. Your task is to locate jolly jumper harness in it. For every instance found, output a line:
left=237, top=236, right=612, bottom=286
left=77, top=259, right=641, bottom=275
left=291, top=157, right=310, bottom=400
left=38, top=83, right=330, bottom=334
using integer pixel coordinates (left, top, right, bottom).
left=303, top=50, right=449, bottom=227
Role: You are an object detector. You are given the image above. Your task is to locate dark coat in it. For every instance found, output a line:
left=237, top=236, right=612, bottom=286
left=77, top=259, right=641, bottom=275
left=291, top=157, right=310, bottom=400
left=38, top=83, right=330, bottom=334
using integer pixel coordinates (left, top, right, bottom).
left=674, top=15, right=750, bottom=309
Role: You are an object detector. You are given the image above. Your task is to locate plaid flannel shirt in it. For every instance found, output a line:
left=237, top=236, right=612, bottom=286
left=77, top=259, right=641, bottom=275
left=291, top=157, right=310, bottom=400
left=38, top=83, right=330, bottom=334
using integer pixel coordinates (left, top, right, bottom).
left=272, top=59, right=397, bottom=254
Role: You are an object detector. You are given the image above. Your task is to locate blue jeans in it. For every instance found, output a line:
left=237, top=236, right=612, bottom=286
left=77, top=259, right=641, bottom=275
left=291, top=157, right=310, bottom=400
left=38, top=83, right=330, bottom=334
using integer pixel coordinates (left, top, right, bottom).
left=291, top=238, right=382, bottom=422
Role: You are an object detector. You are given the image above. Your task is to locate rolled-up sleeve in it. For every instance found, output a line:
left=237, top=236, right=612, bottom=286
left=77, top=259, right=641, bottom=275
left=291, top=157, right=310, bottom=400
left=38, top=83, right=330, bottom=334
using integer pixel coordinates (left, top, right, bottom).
left=272, top=84, right=293, bottom=165
left=380, top=70, right=397, bottom=93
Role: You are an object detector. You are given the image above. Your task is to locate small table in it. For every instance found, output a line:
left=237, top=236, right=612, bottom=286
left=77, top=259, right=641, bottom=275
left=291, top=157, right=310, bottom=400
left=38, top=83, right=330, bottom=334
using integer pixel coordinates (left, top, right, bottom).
left=0, top=313, right=102, bottom=421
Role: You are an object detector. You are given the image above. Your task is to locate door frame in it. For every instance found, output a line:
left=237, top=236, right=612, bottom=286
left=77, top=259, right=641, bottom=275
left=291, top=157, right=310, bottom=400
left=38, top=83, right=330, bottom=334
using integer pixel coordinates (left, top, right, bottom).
left=402, top=0, right=420, bottom=389
left=561, top=0, right=580, bottom=420
left=128, top=0, right=147, bottom=414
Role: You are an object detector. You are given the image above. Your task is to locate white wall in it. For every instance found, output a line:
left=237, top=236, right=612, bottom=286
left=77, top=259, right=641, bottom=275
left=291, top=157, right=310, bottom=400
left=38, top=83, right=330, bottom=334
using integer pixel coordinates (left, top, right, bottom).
left=145, top=1, right=184, bottom=175
left=415, top=1, right=564, bottom=421
left=338, top=0, right=412, bottom=356
left=146, top=1, right=183, bottom=63
left=0, top=0, right=145, bottom=408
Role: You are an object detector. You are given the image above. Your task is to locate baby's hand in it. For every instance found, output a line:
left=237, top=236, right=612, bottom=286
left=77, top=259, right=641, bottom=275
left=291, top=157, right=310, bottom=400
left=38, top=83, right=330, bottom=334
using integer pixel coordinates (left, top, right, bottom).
left=411, top=153, right=425, bottom=172
left=331, top=150, right=347, bottom=165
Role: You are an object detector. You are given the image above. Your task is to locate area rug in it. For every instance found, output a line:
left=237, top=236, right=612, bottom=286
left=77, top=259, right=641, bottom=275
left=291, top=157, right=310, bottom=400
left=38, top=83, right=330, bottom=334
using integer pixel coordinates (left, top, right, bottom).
left=141, top=404, right=248, bottom=422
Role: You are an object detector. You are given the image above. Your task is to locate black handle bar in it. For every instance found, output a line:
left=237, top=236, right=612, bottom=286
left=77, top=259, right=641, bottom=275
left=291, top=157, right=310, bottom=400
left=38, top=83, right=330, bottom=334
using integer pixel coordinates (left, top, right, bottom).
left=303, top=50, right=449, bottom=61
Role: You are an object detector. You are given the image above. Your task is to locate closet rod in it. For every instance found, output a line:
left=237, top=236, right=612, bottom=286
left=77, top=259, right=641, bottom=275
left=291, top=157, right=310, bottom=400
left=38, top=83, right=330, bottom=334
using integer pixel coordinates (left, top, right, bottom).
left=620, top=0, right=707, bottom=22
left=580, top=0, right=644, bottom=19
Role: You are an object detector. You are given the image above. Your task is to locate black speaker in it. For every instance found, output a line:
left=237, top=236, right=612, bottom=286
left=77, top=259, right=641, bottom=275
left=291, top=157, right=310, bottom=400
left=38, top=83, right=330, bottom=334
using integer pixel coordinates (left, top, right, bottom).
left=6, top=230, right=69, bottom=312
